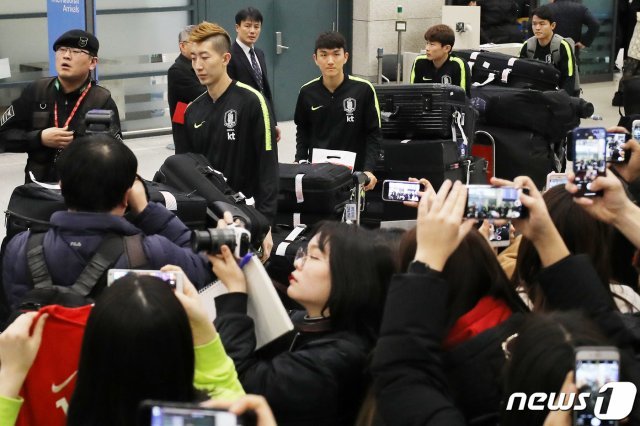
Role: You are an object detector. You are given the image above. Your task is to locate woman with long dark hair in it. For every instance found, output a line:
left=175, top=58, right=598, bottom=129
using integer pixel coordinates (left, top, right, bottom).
left=211, top=220, right=396, bottom=426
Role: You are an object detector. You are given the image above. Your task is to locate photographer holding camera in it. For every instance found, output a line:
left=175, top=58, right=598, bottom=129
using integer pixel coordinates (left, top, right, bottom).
left=0, top=30, right=122, bottom=184
left=2, top=134, right=214, bottom=309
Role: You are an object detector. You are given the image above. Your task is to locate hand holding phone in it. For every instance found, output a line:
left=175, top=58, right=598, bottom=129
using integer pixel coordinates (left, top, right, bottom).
left=572, top=127, right=607, bottom=197
left=381, top=180, right=422, bottom=202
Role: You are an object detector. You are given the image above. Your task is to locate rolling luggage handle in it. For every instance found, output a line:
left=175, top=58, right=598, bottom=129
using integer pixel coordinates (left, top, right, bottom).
left=474, top=130, right=496, bottom=178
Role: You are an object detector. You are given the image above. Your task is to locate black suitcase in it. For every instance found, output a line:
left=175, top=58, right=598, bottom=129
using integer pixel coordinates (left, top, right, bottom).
left=459, top=50, right=560, bottom=91
left=478, top=125, right=556, bottom=189
left=277, top=163, right=353, bottom=214
left=154, top=153, right=270, bottom=247
left=374, top=83, right=474, bottom=140
left=382, top=139, right=465, bottom=189
left=143, top=180, right=207, bottom=230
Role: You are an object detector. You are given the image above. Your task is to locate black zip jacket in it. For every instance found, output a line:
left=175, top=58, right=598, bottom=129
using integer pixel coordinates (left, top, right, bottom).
left=294, top=74, right=381, bottom=172
left=182, top=81, right=278, bottom=222
left=0, top=76, right=121, bottom=183
left=214, top=293, right=372, bottom=426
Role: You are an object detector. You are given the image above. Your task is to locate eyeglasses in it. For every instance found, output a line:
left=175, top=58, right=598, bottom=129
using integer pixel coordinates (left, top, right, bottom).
left=294, top=247, right=308, bottom=268
left=56, top=46, right=92, bottom=57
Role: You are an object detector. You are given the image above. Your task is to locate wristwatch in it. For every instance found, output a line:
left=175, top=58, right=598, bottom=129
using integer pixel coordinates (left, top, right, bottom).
left=408, top=259, right=431, bottom=274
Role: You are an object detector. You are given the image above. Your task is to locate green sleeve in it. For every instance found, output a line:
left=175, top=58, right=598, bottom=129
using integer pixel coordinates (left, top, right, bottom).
left=0, top=395, right=23, bottom=426
left=194, top=334, right=246, bottom=400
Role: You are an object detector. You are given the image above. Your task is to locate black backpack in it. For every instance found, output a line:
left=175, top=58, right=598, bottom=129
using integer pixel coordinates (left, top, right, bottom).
left=3, top=232, right=147, bottom=327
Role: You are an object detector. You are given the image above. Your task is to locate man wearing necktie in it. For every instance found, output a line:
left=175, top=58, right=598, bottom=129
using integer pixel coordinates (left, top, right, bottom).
left=228, top=7, right=280, bottom=142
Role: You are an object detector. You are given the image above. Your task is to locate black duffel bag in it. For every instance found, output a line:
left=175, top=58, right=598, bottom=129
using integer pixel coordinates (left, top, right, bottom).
left=4, top=183, right=65, bottom=242
left=154, top=153, right=270, bottom=248
left=471, top=86, right=592, bottom=142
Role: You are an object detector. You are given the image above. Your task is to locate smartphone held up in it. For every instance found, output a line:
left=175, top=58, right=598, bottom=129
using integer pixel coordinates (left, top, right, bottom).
left=572, top=127, right=606, bottom=197
left=381, top=180, right=422, bottom=203
left=465, top=185, right=528, bottom=220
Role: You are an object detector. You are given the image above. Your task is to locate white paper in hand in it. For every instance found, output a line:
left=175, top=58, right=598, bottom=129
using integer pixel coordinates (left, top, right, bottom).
left=198, top=255, right=294, bottom=350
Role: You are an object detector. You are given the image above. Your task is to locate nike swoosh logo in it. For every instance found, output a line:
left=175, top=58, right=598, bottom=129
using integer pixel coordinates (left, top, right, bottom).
left=311, top=105, right=324, bottom=111
left=194, top=121, right=205, bottom=128
left=422, top=77, right=431, bottom=81
left=51, top=371, right=78, bottom=394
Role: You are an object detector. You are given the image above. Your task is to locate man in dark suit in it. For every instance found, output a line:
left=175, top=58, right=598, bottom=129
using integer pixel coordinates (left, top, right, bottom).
left=227, top=7, right=280, bottom=141
left=168, top=25, right=205, bottom=151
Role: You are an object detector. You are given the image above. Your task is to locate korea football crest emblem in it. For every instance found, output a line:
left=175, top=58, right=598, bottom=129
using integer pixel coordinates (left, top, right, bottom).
left=343, top=98, right=356, bottom=123
left=224, top=109, right=237, bottom=141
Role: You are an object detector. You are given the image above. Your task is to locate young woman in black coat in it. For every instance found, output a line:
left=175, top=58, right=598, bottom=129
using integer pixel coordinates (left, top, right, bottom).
left=210, top=220, right=396, bottom=426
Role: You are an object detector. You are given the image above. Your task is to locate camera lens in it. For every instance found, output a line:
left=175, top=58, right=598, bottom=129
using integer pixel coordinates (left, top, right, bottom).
left=191, top=228, right=238, bottom=254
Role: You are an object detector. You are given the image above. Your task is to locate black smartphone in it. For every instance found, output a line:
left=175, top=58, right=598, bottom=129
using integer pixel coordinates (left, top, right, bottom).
left=465, top=185, right=528, bottom=219
left=574, top=347, right=621, bottom=426
left=605, top=132, right=628, bottom=163
left=381, top=180, right=422, bottom=203
left=572, top=127, right=606, bottom=197
left=139, top=400, right=256, bottom=426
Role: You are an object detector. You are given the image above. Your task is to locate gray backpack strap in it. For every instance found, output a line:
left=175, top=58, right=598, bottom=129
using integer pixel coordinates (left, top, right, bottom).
left=124, top=233, right=148, bottom=269
left=525, top=39, right=536, bottom=58
left=26, top=232, right=53, bottom=289
left=70, top=234, right=125, bottom=297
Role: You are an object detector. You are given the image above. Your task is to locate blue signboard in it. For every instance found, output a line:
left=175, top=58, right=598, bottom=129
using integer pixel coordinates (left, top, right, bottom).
left=47, top=0, right=91, bottom=74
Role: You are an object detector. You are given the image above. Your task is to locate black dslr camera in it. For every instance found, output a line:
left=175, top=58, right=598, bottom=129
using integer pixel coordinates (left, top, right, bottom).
left=191, top=227, right=251, bottom=257
left=85, top=109, right=115, bottom=134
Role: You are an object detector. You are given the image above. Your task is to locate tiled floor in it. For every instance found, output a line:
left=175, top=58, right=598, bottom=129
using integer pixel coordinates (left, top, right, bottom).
left=0, top=76, right=622, bottom=242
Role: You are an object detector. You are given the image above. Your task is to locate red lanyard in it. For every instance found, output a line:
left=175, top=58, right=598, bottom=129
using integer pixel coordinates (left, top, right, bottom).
left=54, top=82, right=91, bottom=128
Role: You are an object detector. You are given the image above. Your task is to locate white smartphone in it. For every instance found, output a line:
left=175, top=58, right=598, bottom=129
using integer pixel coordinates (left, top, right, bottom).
left=632, top=119, right=640, bottom=141
left=546, top=172, right=568, bottom=191
left=381, top=180, right=422, bottom=202
left=575, top=346, right=621, bottom=426
left=107, top=269, right=184, bottom=293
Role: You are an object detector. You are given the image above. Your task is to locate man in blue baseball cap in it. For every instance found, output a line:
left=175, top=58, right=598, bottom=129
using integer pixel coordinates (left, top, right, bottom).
left=0, top=29, right=122, bottom=183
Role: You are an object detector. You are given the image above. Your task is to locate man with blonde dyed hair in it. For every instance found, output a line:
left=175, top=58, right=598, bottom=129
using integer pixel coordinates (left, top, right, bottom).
left=182, top=21, right=277, bottom=259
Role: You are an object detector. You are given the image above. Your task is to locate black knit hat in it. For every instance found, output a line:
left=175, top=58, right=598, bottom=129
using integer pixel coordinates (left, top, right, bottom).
left=53, top=29, right=99, bottom=56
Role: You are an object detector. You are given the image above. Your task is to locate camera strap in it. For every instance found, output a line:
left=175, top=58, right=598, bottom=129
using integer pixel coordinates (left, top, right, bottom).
left=54, top=81, right=92, bottom=129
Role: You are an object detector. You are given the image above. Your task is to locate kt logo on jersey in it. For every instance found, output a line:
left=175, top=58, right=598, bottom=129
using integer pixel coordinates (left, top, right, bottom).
left=343, top=98, right=356, bottom=123
left=224, top=109, right=237, bottom=141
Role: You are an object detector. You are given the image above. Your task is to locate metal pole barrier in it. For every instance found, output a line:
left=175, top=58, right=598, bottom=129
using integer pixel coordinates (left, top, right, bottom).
left=377, top=48, right=384, bottom=84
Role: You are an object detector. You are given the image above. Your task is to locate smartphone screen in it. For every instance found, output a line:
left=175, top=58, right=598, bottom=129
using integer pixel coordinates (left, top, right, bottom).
left=575, top=347, right=621, bottom=426
left=546, top=173, right=568, bottom=191
left=632, top=120, right=640, bottom=141
left=573, top=128, right=606, bottom=197
left=382, top=180, right=421, bottom=202
left=489, top=223, right=510, bottom=247
left=150, top=405, right=238, bottom=426
left=465, top=185, right=527, bottom=219
left=606, top=133, right=627, bottom=163
left=107, top=269, right=184, bottom=293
